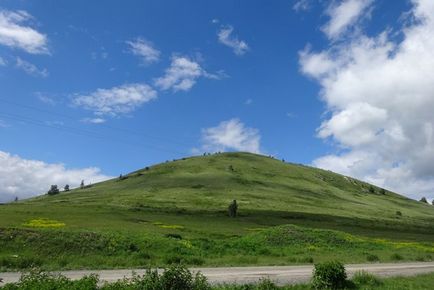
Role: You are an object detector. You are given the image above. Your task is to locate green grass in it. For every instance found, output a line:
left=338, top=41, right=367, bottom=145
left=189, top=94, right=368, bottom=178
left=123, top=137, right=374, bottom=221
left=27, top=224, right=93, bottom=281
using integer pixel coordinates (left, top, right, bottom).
left=0, top=152, right=433, bottom=270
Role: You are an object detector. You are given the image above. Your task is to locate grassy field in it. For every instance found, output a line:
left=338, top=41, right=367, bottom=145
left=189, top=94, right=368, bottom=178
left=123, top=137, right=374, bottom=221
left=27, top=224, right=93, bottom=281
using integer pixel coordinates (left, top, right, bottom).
left=0, top=152, right=433, bottom=270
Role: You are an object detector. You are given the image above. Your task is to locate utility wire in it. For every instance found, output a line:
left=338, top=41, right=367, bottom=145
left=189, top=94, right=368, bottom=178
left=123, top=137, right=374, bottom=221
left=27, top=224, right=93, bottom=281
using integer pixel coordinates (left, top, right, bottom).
left=0, top=97, right=196, bottom=148
left=0, top=111, right=188, bottom=155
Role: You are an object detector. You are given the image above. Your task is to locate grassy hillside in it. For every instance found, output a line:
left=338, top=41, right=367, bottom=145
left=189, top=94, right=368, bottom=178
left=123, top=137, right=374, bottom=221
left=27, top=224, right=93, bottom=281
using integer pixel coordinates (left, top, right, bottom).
left=0, top=152, right=433, bottom=270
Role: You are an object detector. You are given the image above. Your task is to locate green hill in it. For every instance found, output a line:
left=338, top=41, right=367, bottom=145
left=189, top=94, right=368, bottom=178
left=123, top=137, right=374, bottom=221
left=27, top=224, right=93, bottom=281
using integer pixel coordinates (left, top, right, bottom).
left=1, top=152, right=433, bottom=270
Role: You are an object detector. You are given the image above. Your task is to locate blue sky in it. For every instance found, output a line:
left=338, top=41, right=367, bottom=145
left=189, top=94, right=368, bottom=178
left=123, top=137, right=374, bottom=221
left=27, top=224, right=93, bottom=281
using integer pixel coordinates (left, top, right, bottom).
left=1, top=0, right=433, bottom=202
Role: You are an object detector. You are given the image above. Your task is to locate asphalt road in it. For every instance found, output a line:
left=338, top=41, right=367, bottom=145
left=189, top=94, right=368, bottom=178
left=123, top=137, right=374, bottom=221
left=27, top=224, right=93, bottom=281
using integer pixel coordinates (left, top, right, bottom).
left=1, top=262, right=434, bottom=286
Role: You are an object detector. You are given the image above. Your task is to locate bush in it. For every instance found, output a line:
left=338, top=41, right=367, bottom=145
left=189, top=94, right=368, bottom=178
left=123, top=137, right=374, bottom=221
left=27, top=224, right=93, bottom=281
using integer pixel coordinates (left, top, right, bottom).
left=395, top=211, right=402, bottom=217
left=47, top=185, right=60, bottom=195
left=391, top=253, right=404, bottom=261
left=312, top=261, right=347, bottom=289
left=256, top=278, right=279, bottom=290
left=352, top=270, right=382, bottom=287
left=420, top=197, right=428, bottom=203
left=366, top=254, right=379, bottom=262
left=160, top=265, right=210, bottom=290
left=3, top=266, right=210, bottom=290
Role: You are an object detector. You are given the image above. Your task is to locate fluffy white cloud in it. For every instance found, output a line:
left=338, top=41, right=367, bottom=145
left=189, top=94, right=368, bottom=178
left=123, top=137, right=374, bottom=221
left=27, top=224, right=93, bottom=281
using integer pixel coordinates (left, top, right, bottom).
left=218, top=25, right=249, bottom=56
left=126, top=37, right=160, bottom=64
left=0, top=10, right=48, bottom=54
left=322, top=0, right=373, bottom=40
left=199, top=119, right=261, bottom=153
left=73, top=83, right=157, bottom=117
left=155, top=56, right=217, bottom=92
left=16, top=57, right=48, bottom=77
left=0, top=151, right=111, bottom=202
left=301, top=0, right=434, bottom=200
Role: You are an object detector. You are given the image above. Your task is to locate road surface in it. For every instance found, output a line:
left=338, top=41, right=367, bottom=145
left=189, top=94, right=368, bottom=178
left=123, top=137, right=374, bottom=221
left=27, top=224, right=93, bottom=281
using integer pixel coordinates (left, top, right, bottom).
left=1, top=262, right=434, bottom=286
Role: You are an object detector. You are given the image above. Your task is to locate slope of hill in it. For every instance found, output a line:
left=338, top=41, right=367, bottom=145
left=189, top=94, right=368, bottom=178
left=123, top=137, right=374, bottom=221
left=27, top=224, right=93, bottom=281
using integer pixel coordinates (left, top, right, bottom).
left=0, top=152, right=433, bottom=270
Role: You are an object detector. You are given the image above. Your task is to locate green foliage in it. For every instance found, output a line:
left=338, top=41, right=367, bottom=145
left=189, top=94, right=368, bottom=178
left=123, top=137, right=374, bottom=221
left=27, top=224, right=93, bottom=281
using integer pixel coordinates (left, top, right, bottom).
left=352, top=270, right=382, bottom=287
left=420, top=197, right=428, bottom=203
left=311, top=261, right=347, bottom=289
left=3, top=266, right=210, bottom=290
left=390, top=253, right=404, bottom=261
left=228, top=200, right=238, bottom=218
left=366, top=254, right=379, bottom=262
left=47, top=185, right=59, bottom=195
left=396, top=211, right=402, bottom=216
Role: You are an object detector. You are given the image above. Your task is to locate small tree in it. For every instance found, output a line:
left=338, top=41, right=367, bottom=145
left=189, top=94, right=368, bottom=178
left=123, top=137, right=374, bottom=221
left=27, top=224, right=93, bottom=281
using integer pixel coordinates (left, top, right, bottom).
left=420, top=197, right=428, bottom=203
left=80, top=180, right=85, bottom=189
left=64, top=184, right=70, bottom=192
left=228, top=199, right=238, bottom=218
left=432, top=200, right=434, bottom=206
left=14, top=196, right=18, bottom=202
left=228, top=165, right=234, bottom=172
left=368, top=185, right=375, bottom=194
left=47, top=185, right=60, bottom=195
left=380, top=188, right=386, bottom=195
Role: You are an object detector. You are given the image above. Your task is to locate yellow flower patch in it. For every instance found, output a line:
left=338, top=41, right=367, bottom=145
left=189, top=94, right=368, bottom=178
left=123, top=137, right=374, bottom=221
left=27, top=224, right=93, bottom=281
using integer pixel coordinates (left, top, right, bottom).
left=22, top=218, right=65, bottom=228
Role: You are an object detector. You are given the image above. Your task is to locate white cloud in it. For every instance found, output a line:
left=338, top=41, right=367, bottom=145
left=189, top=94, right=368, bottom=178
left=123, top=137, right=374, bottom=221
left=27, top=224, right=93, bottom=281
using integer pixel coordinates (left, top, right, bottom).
left=0, top=10, right=49, bottom=54
left=293, top=0, right=311, bottom=12
left=16, top=57, right=48, bottom=77
left=154, top=56, right=217, bottom=92
left=218, top=25, right=249, bottom=55
left=301, top=0, right=434, bottom=200
left=0, top=56, right=6, bottom=66
left=0, top=151, right=111, bottom=202
left=126, top=37, right=160, bottom=64
left=199, top=119, right=261, bottom=153
left=322, top=0, right=373, bottom=40
left=73, top=83, right=157, bottom=117
left=81, top=117, right=106, bottom=124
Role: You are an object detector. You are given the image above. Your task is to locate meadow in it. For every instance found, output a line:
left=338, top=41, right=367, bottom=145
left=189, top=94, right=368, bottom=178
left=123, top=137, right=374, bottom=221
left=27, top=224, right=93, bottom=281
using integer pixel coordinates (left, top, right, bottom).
left=0, top=152, right=433, bottom=270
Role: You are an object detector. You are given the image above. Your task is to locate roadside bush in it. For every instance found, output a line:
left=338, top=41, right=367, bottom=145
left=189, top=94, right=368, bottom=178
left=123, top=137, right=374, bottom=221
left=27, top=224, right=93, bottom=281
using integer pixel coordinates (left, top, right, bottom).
left=3, top=266, right=210, bottom=290
left=2, top=270, right=98, bottom=290
left=256, top=278, right=279, bottom=290
left=352, top=270, right=382, bottom=287
left=312, top=261, right=347, bottom=289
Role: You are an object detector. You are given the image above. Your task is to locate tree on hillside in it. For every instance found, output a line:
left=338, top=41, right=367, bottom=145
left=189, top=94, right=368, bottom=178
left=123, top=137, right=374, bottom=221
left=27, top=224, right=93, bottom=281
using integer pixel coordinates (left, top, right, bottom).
left=47, top=185, right=60, bottom=195
left=432, top=200, right=434, bottom=206
left=14, top=196, right=18, bottom=202
left=80, top=180, right=85, bottom=189
left=420, top=197, right=428, bottom=203
left=228, top=199, right=238, bottom=218
left=368, top=185, right=375, bottom=194
left=64, top=184, right=70, bottom=192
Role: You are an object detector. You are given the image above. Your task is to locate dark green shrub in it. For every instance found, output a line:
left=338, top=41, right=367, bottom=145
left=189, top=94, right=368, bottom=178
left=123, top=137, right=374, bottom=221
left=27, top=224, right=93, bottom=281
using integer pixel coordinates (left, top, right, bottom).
left=420, top=197, right=428, bottom=203
left=256, top=278, right=279, bottom=290
left=352, top=270, right=382, bottom=287
left=165, top=233, right=182, bottom=240
left=159, top=265, right=193, bottom=289
left=47, top=185, right=60, bottom=195
left=395, top=211, right=402, bottom=217
left=390, top=253, right=404, bottom=261
left=312, top=261, right=347, bottom=289
left=366, top=254, right=379, bottom=262
left=228, top=200, right=238, bottom=218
